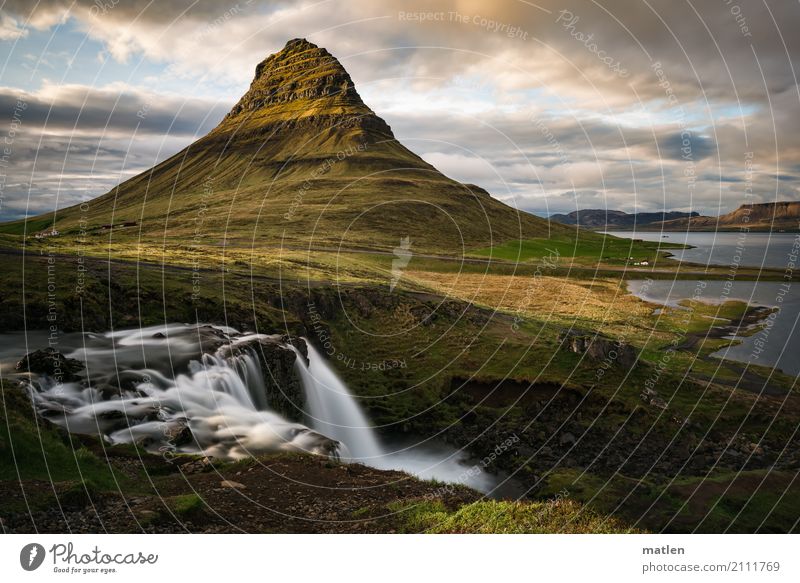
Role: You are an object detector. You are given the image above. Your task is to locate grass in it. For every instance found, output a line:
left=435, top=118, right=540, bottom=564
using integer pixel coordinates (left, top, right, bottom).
left=470, top=233, right=685, bottom=266
left=390, top=498, right=636, bottom=533
left=0, top=383, right=119, bottom=487
left=0, top=216, right=54, bottom=236
left=0, top=226, right=796, bottom=533
left=541, top=467, right=800, bottom=533
left=0, top=380, right=143, bottom=515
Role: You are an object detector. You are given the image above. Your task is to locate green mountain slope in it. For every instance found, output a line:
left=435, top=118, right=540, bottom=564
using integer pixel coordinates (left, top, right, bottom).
left=5, top=38, right=567, bottom=253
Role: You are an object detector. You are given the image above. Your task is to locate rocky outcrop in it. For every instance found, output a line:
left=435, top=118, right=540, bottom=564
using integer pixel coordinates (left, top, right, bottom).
left=218, top=38, right=394, bottom=141
left=218, top=334, right=307, bottom=421
left=549, top=209, right=698, bottom=229
left=645, top=200, right=800, bottom=232
left=229, top=39, right=366, bottom=112
left=557, top=329, right=638, bottom=368
left=16, top=348, right=84, bottom=382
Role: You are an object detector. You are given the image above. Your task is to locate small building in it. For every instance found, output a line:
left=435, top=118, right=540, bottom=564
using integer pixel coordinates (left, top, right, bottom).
left=34, top=229, right=59, bottom=239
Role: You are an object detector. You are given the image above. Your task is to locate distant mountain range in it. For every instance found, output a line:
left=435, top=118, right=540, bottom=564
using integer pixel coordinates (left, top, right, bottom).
left=549, top=202, right=800, bottom=232
left=548, top=209, right=699, bottom=229
left=646, top=201, right=800, bottom=232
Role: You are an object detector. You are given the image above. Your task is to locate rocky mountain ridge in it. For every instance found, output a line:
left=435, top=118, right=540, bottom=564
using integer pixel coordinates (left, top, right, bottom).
left=646, top=201, right=800, bottom=231
left=548, top=209, right=698, bottom=229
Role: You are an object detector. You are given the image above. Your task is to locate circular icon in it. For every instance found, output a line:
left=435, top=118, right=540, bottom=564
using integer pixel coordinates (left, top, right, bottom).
left=19, top=543, right=46, bottom=571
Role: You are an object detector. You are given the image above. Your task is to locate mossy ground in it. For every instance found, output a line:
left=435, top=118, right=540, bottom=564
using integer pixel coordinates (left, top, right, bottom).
left=389, top=498, right=636, bottom=533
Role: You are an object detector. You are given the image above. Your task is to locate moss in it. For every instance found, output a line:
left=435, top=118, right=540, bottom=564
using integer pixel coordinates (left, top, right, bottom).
left=0, top=383, right=120, bottom=488
left=169, top=493, right=205, bottom=517
left=59, top=478, right=104, bottom=508
left=390, top=498, right=637, bottom=534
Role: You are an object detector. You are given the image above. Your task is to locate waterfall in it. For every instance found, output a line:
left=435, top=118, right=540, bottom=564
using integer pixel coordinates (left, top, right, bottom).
left=217, top=349, right=269, bottom=410
left=292, top=342, right=502, bottom=493
left=293, top=341, right=384, bottom=462
left=16, top=324, right=502, bottom=493
left=25, top=324, right=341, bottom=461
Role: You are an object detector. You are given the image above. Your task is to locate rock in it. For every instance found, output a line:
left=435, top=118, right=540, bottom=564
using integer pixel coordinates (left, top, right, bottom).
left=163, top=419, right=193, bottom=447
left=283, top=335, right=308, bottom=365
left=559, top=432, right=576, bottom=446
left=218, top=335, right=306, bottom=421
left=195, top=325, right=231, bottom=353
left=650, top=397, right=668, bottom=410
left=220, top=480, right=246, bottom=489
left=16, top=347, right=84, bottom=381
left=180, top=456, right=215, bottom=474
left=558, top=329, right=638, bottom=368
left=224, top=38, right=392, bottom=138
left=748, top=442, right=763, bottom=453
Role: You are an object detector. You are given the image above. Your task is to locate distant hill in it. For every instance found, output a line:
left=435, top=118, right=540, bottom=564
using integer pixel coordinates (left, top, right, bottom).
left=645, top=201, right=800, bottom=232
left=1, top=38, right=569, bottom=253
left=548, top=209, right=698, bottom=230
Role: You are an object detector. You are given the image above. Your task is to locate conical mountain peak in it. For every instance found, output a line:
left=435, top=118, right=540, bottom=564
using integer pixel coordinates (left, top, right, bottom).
left=224, top=38, right=366, bottom=121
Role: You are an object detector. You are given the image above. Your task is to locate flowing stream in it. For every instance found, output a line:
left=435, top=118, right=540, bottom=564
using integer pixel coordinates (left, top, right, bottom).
left=2, top=324, right=505, bottom=494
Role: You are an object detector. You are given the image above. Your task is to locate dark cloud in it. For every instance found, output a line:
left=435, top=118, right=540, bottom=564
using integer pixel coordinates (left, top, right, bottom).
left=702, top=174, right=743, bottom=183
left=658, top=132, right=716, bottom=161
left=0, top=130, right=193, bottom=220
left=0, top=86, right=229, bottom=136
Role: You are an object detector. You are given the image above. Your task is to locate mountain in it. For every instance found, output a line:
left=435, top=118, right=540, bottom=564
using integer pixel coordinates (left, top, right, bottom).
left=644, top=201, right=800, bottom=232
left=548, top=209, right=699, bottom=229
left=7, top=38, right=566, bottom=252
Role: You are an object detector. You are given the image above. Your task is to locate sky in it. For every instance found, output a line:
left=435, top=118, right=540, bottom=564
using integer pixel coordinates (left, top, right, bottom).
left=0, top=0, right=798, bottom=221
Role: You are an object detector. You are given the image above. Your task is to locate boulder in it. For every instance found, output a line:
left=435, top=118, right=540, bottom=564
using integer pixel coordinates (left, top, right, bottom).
left=558, top=329, right=638, bottom=368
left=16, top=348, right=84, bottom=382
left=218, top=335, right=306, bottom=421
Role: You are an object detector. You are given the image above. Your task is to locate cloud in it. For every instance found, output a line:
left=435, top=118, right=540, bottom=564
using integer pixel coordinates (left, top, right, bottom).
left=0, top=12, right=28, bottom=40
left=0, top=82, right=231, bottom=220
left=0, top=82, right=230, bottom=136
left=658, top=132, right=716, bottom=161
left=0, top=0, right=798, bottom=219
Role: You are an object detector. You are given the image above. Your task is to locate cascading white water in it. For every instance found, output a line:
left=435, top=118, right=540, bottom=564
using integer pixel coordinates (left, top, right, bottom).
left=294, top=342, right=510, bottom=493
left=293, top=341, right=384, bottom=461
left=23, top=325, right=341, bottom=460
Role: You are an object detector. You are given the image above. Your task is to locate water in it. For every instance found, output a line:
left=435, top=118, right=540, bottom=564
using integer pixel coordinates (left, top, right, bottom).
left=293, top=341, right=504, bottom=494
left=4, top=325, right=342, bottom=460
left=2, top=324, right=504, bottom=494
left=628, top=279, right=800, bottom=376
left=605, top=231, right=800, bottom=269
left=293, top=342, right=384, bottom=460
